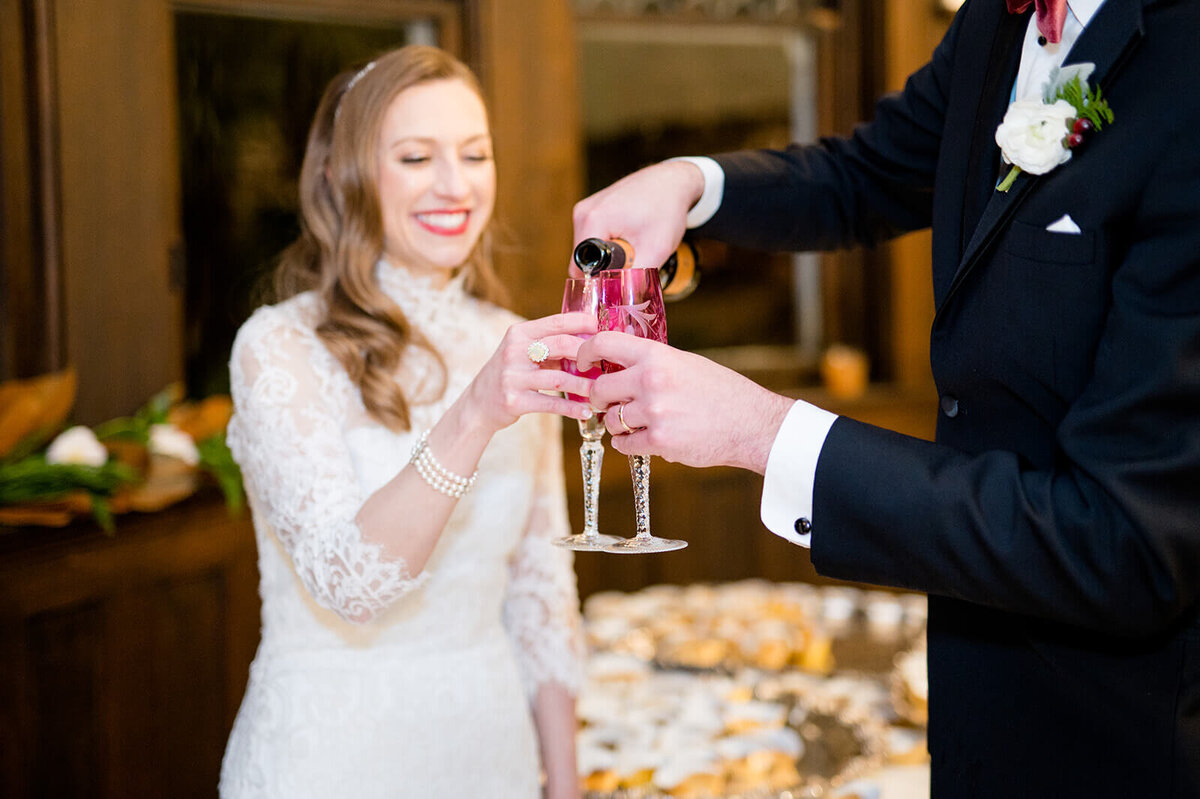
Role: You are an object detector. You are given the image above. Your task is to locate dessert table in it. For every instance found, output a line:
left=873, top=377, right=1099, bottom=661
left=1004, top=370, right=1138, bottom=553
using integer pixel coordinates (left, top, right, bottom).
left=578, top=579, right=931, bottom=799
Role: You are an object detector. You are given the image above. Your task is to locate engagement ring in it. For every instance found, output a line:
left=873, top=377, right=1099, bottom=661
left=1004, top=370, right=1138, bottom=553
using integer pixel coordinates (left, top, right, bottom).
left=526, top=340, right=550, bottom=364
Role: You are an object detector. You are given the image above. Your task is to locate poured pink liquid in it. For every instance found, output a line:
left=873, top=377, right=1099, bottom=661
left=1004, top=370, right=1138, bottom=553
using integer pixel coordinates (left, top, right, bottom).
left=562, top=348, right=601, bottom=403
left=561, top=277, right=609, bottom=404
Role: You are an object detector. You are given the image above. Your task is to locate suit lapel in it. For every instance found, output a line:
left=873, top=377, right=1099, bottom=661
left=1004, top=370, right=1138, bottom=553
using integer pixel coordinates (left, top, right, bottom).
left=958, top=10, right=1029, bottom=257
left=938, top=0, right=1148, bottom=314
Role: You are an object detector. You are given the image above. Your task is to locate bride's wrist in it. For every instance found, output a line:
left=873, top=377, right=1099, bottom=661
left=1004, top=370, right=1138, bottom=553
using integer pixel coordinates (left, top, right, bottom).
left=445, top=388, right=500, bottom=442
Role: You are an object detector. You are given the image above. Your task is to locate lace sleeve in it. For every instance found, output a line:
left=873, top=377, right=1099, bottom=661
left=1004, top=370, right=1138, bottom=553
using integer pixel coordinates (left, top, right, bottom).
left=227, top=306, right=427, bottom=624
left=502, top=414, right=585, bottom=698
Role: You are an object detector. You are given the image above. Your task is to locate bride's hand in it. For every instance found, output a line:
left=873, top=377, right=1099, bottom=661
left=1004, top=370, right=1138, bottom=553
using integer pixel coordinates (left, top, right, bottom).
left=461, top=312, right=598, bottom=433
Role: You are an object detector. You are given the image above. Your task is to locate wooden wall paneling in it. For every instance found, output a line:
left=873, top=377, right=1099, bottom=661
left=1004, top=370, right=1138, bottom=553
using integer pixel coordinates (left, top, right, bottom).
left=811, top=0, right=937, bottom=388
left=467, top=0, right=583, bottom=319
left=882, top=0, right=948, bottom=395
left=51, top=0, right=184, bottom=424
left=813, top=0, right=871, bottom=360
left=0, top=0, right=29, bottom=379
left=0, top=0, right=67, bottom=380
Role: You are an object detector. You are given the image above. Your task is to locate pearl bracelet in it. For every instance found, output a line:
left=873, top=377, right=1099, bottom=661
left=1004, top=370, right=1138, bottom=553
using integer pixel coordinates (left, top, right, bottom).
left=410, top=431, right=477, bottom=498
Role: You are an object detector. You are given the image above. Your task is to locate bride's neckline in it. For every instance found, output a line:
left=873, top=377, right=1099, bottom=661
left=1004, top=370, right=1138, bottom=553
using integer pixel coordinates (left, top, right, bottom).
left=375, top=260, right=468, bottom=311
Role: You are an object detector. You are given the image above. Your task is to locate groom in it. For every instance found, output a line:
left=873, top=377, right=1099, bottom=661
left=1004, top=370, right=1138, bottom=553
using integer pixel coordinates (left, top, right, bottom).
left=572, top=0, right=1200, bottom=796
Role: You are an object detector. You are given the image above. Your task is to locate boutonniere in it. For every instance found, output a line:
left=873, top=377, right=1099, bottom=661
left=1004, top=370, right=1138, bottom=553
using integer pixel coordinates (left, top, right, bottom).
left=994, top=62, right=1114, bottom=192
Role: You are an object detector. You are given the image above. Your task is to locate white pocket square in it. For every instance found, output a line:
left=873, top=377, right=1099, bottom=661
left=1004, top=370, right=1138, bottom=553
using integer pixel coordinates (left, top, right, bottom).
left=1046, top=214, right=1082, bottom=234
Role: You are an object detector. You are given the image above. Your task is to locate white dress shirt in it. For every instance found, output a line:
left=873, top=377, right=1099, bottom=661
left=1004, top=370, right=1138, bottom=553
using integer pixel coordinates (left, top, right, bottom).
left=676, top=0, right=1103, bottom=547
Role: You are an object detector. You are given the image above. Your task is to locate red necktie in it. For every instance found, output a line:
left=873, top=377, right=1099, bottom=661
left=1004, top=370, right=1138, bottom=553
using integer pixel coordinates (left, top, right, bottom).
left=1007, top=0, right=1069, bottom=44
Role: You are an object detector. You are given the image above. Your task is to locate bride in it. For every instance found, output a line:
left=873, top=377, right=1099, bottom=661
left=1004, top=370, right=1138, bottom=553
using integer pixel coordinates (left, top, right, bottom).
left=218, top=45, right=595, bottom=799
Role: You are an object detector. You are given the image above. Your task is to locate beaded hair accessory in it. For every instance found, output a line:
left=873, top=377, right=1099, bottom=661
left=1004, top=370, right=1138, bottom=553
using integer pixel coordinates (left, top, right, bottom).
left=334, top=60, right=376, bottom=119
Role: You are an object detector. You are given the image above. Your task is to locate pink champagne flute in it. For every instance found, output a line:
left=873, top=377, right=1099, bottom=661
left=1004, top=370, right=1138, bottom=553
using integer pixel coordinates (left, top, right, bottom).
left=554, top=277, right=623, bottom=550
left=594, top=268, right=687, bottom=554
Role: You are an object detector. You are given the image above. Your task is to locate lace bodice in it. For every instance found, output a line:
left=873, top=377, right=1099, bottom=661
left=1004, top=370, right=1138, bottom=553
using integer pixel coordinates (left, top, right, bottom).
left=225, top=263, right=584, bottom=698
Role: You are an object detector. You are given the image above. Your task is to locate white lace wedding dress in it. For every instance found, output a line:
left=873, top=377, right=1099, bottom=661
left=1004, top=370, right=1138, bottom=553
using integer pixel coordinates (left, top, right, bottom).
left=218, top=264, right=584, bottom=799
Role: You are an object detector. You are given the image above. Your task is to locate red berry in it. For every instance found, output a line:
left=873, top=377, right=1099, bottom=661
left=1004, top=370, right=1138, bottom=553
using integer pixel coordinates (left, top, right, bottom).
left=1067, top=132, right=1084, bottom=148
left=1073, top=117, right=1094, bottom=135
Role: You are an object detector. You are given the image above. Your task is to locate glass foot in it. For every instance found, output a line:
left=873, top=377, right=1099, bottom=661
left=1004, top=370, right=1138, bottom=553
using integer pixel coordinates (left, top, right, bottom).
left=554, top=533, right=625, bottom=551
left=602, top=536, right=688, bottom=554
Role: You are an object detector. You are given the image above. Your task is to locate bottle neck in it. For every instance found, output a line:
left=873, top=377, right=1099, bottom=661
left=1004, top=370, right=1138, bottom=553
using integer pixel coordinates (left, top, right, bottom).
left=571, top=237, right=700, bottom=300
left=573, top=237, right=629, bottom=275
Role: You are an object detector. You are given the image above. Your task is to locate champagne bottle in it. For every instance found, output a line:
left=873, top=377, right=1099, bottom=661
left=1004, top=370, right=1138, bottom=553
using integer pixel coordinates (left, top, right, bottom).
left=573, top=237, right=700, bottom=301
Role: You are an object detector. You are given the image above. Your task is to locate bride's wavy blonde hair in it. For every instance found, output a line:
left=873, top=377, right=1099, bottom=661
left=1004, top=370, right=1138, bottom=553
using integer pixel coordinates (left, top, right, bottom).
left=274, top=45, right=506, bottom=431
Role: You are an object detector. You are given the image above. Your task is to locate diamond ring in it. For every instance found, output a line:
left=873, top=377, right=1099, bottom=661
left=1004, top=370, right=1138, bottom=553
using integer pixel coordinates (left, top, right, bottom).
left=526, top=340, right=550, bottom=364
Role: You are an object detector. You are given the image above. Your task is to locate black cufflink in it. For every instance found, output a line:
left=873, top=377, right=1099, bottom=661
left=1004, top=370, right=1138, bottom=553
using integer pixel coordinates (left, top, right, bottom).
left=794, top=517, right=812, bottom=534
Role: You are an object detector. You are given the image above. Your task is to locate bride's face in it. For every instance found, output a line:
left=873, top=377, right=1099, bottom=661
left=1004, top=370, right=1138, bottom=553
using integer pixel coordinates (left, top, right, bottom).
left=376, top=78, right=495, bottom=281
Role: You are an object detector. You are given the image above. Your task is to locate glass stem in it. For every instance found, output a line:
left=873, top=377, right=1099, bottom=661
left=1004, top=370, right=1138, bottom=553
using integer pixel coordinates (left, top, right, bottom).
left=579, top=438, right=604, bottom=539
left=629, top=454, right=652, bottom=540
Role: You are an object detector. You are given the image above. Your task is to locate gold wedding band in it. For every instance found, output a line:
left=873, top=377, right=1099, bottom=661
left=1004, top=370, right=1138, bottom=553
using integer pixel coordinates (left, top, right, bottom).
left=617, top=402, right=636, bottom=434
left=526, top=340, right=550, bottom=364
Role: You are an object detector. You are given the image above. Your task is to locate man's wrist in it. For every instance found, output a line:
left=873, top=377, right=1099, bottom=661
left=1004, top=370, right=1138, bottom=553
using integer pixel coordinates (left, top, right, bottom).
left=760, top=400, right=838, bottom=546
left=742, top=389, right=802, bottom=475
left=666, top=156, right=725, bottom=228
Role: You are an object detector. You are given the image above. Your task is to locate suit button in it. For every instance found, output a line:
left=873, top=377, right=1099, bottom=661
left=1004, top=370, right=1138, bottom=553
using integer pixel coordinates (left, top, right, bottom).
left=940, top=394, right=959, bottom=417
left=794, top=518, right=812, bottom=534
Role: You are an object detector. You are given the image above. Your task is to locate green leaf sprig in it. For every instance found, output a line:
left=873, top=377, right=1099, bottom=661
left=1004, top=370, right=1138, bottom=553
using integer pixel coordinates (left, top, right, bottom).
left=92, top=384, right=178, bottom=444
left=0, top=456, right=139, bottom=533
left=197, top=433, right=244, bottom=515
left=1052, top=74, right=1114, bottom=131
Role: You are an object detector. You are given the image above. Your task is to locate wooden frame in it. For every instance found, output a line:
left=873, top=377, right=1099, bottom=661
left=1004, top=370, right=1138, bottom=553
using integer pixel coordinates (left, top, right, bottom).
left=173, top=0, right=462, bottom=53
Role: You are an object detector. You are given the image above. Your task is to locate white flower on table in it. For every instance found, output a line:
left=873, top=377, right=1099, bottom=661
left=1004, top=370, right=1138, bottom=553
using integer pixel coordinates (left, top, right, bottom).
left=45, top=425, right=108, bottom=467
left=994, top=98, right=1076, bottom=177
left=148, top=423, right=200, bottom=465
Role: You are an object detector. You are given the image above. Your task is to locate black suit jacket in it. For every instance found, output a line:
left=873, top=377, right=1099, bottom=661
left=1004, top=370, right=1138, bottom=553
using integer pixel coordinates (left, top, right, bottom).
left=697, top=0, right=1200, bottom=795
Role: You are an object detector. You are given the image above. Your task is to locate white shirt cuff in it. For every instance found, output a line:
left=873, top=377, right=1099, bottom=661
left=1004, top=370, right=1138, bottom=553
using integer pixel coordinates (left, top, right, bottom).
left=759, top=400, right=838, bottom=548
left=667, top=156, right=725, bottom=229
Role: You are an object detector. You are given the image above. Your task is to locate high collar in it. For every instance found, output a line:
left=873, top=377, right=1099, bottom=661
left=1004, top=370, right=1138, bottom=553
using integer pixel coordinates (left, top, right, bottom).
left=374, top=260, right=469, bottom=322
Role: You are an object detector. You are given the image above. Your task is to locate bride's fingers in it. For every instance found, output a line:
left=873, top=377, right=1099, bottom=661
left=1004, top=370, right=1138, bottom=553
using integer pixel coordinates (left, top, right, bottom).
left=513, top=386, right=594, bottom=421
left=518, top=312, right=598, bottom=342
left=514, top=332, right=588, bottom=368
left=575, top=330, right=652, bottom=372
left=523, top=368, right=592, bottom=399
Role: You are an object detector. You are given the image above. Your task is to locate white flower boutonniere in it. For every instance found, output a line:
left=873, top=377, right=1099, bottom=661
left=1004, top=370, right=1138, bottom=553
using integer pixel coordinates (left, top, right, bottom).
left=995, top=62, right=1114, bottom=192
